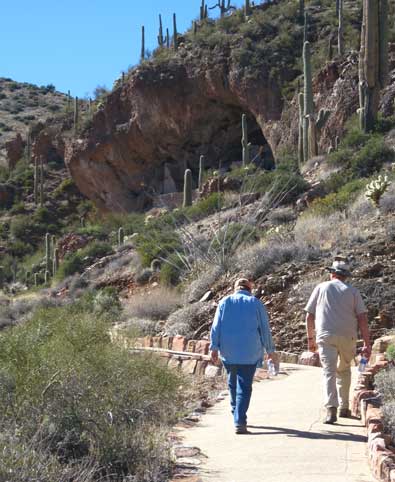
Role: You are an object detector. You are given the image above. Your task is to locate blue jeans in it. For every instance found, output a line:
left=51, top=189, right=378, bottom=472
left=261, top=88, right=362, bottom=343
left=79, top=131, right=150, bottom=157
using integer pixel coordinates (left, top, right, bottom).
left=223, top=363, right=256, bottom=427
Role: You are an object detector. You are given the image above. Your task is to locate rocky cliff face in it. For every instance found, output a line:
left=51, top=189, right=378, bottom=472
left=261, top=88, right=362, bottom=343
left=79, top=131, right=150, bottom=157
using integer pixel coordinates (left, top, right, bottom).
left=64, top=53, right=284, bottom=212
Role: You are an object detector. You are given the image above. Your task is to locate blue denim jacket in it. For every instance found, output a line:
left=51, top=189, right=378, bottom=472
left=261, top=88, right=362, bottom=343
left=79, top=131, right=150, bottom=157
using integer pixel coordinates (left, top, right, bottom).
left=209, top=290, right=275, bottom=365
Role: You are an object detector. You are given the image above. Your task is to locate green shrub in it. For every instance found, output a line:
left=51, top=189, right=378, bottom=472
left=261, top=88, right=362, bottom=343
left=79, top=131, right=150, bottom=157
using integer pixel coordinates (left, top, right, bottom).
left=308, top=179, right=365, bottom=216
left=387, top=345, right=395, bottom=362
left=57, top=241, right=113, bottom=279
left=0, top=303, right=185, bottom=480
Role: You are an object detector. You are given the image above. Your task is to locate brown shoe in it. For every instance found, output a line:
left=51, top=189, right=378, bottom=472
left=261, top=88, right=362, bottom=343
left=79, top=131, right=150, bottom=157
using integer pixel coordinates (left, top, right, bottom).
left=324, top=407, right=337, bottom=424
left=235, top=425, right=250, bottom=434
left=339, top=408, right=351, bottom=418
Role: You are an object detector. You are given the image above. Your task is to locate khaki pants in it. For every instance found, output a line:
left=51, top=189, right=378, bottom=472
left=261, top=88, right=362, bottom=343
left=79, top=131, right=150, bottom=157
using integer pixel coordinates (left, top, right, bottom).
left=317, top=335, right=356, bottom=409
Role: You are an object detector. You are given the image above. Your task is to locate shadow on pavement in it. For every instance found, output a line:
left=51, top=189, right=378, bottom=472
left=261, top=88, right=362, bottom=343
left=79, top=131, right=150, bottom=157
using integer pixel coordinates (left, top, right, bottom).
left=246, top=425, right=366, bottom=442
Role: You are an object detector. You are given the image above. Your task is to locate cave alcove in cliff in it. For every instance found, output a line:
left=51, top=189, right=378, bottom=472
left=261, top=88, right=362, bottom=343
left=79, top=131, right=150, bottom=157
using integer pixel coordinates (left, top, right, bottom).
left=160, top=109, right=275, bottom=194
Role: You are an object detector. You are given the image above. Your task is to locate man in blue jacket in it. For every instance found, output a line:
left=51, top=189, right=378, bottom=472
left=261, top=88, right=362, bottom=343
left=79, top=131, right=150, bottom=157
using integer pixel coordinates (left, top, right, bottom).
left=210, top=278, right=275, bottom=434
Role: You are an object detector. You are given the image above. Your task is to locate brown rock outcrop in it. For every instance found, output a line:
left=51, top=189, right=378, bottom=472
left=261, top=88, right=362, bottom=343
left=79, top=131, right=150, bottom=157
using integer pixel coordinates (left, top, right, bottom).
left=5, top=133, right=24, bottom=170
left=65, top=53, right=283, bottom=212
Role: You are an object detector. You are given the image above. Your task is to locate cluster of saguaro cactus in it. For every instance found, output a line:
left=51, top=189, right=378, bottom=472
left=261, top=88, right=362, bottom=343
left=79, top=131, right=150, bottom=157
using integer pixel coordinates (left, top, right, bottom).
left=359, top=0, right=388, bottom=132
left=183, top=169, right=192, bottom=208
left=365, top=175, right=391, bottom=207
left=241, top=114, right=251, bottom=166
left=338, top=0, right=344, bottom=56
left=198, top=155, right=205, bottom=191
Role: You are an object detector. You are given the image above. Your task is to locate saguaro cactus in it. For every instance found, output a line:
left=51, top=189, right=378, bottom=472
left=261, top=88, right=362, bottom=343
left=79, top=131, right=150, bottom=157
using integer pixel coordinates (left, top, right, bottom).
left=34, top=273, right=39, bottom=287
left=299, top=0, right=305, bottom=22
left=183, top=169, right=193, bottom=208
left=359, top=0, right=388, bottom=132
left=166, top=28, right=170, bottom=48
left=45, top=233, right=51, bottom=272
left=141, top=25, right=145, bottom=60
left=298, top=92, right=304, bottom=166
left=198, top=155, right=205, bottom=191
left=241, top=114, right=251, bottom=166
left=338, top=0, right=344, bottom=56
left=118, top=227, right=125, bottom=246
left=303, top=12, right=309, bottom=43
left=67, top=90, right=71, bottom=112
left=34, top=156, right=38, bottom=204
left=244, top=0, right=251, bottom=17
left=53, top=248, right=59, bottom=276
left=39, top=156, right=44, bottom=207
left=26, top=129, right=31, bottom=163
left=158, top=14, right=164, bottom=47
left=303, top=41, right=313, bottom=161
left=73, top=96, right=79, bottom=134
left=173, top=14, right=178, bottom=50
left=200, top=0, right=208, bottom=20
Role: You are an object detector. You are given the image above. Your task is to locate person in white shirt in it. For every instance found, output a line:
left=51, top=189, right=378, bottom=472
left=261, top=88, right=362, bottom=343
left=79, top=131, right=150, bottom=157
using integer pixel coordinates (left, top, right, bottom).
left=304, top=259, right=371, bottom=424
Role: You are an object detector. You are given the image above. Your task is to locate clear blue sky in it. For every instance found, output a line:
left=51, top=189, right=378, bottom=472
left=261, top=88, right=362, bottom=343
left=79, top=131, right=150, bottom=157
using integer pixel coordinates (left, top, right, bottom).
left=1, top=0, right=245, bottom=98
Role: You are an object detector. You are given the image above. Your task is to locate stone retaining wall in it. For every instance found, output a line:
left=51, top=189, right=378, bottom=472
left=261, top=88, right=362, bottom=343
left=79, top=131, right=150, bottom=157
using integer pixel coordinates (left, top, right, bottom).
left=351, top=354, right=395, bottom=482
left=111, top=330, right=315, bottom=377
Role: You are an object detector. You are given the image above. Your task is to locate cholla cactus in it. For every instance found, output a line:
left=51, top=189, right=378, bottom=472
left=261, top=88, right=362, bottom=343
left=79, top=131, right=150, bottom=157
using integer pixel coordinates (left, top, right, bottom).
left=365, top=175, right=391, bottom=207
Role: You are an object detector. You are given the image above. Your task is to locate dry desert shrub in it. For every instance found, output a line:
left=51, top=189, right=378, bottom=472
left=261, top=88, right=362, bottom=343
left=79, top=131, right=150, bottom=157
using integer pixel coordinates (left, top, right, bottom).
left=165, top=302, right=215, bottom=338
left=123, top=287, right=182, bottom=321
left=233, top=238, right=320, bottom=279
left=183, top=265, right=224, bottom=303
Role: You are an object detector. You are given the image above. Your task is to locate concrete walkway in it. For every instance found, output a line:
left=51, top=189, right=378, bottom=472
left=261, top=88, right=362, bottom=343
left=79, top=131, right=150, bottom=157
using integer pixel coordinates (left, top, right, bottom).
left=179, top=364, right=374, bottom=482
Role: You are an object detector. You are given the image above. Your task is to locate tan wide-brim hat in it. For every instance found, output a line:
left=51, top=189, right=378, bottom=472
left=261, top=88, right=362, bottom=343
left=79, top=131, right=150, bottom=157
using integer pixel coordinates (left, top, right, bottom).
left=234, top=278, right=253, bottom=291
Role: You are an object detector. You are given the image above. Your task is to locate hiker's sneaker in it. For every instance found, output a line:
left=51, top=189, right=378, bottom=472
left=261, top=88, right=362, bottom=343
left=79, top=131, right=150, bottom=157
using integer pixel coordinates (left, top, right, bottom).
left=323, top=407, right=337, bottom=424
left=339, top=408, right=352, bottom=418
left=235, top=425, right=249, bottom=434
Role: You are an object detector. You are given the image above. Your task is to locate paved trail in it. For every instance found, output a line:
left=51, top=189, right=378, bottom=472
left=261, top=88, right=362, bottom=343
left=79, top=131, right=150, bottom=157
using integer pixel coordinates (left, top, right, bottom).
left=179, top=364, right=373, bottom=482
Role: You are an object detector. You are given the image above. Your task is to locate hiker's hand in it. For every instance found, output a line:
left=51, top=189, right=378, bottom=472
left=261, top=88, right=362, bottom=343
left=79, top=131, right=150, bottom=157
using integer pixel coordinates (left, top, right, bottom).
left=362, top=344, right=371, bottom=360
left=210, top=350, right=219, bottom=365
left=308, top=337, right=317, bottom=353
left=266, top=352, right=275, bottom=360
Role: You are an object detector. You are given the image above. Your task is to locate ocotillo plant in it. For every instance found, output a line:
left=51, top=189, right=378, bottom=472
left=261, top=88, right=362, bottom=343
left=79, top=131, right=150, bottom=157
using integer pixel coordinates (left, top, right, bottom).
left=338, top=0, right=344, bottom=56
left=198, top=155, right=205, bottom=191
left=118, top=227, right=125, bottom=246
left=74, top=96, right=79, bottom=134
left=141, top=25, right=145, bottom=60
left=303, top=41, right=313, bottom=161
left=53, top=248, right=59, bottom=276
left=241, top=114, right=251, bottom=166
left=173, top=14, right=178, bottom=50
left=183, top=169, right=193, bottom=208
left=359, top=0, right=388, bottom=132
left=45, top=233, right=51, bottom=272
left=158, top=14, right=164, bottom=47
left=298, top=92, right=304, bottom=166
